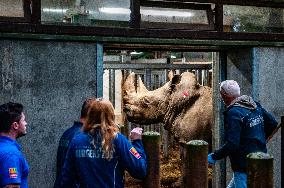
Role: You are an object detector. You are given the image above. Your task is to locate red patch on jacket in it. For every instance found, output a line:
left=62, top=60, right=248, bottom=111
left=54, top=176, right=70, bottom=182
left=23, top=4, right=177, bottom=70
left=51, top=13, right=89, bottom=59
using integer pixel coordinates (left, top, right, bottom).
left=9, top=168, right=18, bottom=178
left=129, top=147, right=141, bottom=159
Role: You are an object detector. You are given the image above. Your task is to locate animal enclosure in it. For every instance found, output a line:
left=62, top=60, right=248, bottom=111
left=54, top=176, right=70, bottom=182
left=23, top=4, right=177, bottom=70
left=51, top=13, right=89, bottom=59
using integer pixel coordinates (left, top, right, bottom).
left=102, top=51, right=213, bottom=156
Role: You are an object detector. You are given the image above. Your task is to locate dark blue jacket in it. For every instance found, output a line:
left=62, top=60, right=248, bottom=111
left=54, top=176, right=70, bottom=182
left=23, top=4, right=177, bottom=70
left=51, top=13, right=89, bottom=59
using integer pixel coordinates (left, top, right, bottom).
left=212, top=95, right=278, bottom=172
left=0, top=136, right=29, bottom=188
left=59, top=130, right=147, bottom=188
left=54, top=121, right=82, bottom=187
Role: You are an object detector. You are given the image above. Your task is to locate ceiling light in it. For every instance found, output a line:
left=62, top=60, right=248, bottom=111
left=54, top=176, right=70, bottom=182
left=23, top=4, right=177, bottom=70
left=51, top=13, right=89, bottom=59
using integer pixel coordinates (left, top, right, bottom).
left=99, top=7, right=130, bottom=14
left=141, top=8, right=193, bottom=17
left=42, top=8, right=68, bottom=13
left=130, top=51, right=143, bottom=55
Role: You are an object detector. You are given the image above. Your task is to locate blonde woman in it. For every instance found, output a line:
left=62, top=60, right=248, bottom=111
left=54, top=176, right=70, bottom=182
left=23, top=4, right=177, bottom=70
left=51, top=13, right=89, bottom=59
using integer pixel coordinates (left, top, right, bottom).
left=59, top=98, right=147, bottom=188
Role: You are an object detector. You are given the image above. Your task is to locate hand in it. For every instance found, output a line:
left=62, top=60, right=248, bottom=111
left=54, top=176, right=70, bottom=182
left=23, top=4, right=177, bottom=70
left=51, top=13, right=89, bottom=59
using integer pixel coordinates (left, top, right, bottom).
left=208, top=153, right=216, bottom=165
left=130, top=127, right=143, bottom=141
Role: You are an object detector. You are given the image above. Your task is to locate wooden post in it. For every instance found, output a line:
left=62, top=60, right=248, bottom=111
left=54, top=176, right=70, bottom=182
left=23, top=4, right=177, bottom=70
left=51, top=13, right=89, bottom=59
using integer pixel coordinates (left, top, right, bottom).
left=184, top=140, right=208, bottom=188
left=247, top=152, right=273, bottom=188
left=142, top=131, right=160, bottom=188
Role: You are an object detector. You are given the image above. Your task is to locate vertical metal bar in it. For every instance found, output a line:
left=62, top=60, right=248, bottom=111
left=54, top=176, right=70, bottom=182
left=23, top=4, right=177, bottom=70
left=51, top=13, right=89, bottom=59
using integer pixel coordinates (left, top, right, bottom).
left=162, top=127, right=169, bottom=160
left=252, top=48, right=259, bottom=101
left=145, top=69, right=152, bottom=90
left=23, top=0, right=32, bottom=21
left=130, top=0, right=141, bottom=28
left=31, top=0, right=41, bottom=24
left=204, top=69, right=209, bottom=86
left=199, top=69, right=203, bottom=85
left=221, top=51, right=228, bottom=188
left=215, top=4, right=223, bottom=32
left=96, top=43, right=103, bottom=97
left=207, top=6, right=215, bottom=30
left=109, top=69, right=115, bottom=106
left=212, top=51, right=226, bottom=188
left=154, top=74, right=159, bottom=89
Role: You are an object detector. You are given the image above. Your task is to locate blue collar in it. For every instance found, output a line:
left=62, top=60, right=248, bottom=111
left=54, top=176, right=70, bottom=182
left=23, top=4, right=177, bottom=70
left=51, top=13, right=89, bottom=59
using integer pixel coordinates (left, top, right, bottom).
left=73, top=121, right=83, bottom=127
left=0, top=136, right=21, bottom=150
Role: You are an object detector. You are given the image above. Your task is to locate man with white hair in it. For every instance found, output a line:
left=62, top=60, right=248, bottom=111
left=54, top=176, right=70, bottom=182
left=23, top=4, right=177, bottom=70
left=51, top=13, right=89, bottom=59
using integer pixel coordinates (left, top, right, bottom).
left=208, top=80, right=278, bottom=188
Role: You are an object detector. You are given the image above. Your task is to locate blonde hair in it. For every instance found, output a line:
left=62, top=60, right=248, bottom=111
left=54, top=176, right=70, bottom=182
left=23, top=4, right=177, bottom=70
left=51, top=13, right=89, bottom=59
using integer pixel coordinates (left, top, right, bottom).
left=82, top=98, right=119, bottom=160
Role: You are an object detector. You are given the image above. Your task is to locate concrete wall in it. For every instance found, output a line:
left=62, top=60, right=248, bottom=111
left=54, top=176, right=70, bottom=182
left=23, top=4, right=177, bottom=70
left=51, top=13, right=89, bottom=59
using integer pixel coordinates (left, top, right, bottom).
left=227, top=48, right=253, bottom=96
left=226, top=47, right=283, bottom=188
left=0, top=39, right=98, bottom=188
left=253, top=47, right=283, bottom=188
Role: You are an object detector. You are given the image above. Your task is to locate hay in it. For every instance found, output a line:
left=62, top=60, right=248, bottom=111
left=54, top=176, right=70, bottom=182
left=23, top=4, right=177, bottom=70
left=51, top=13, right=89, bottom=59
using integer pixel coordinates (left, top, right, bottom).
left=125, top=145, right=212, bottom=188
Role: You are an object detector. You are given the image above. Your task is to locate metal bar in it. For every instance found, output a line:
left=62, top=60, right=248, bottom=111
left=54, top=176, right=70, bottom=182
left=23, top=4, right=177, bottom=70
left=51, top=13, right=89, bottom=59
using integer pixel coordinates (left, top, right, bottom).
left=149, top=0, right=284, bottom=8
left=206, top=5, right=215, bottom=30
left=214, top=4, right=223, bottom=32
left=23, top=0, right=32, bottom=22
left=31, top=0, right=41, bottom=24
left=109, top=69, right=116, bottom=106
left=140, top=22, right=214, bottom=30
left=266, top=118, right=282, bottom=143
left=141, top=1, right=212, bottom=10
left=0, top=23, right=283, bottom=42
left=104, top=44, right=224, bottom=51
left=0, top=17, right=28, bottom=22
left=96, top=43, right=104, bottom=98
left=130, top=0, right=141, bottom=28
left=1, top=33, right=284, bottom=48
left=145, top=69, right=152, bottom=89
left=103, top=63, right=212, bottom=70
left=219, top=51, right=227, bottom=188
